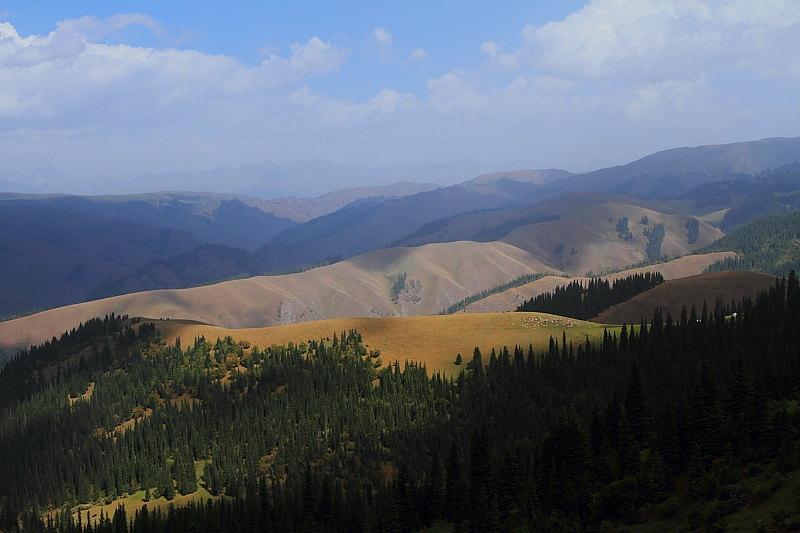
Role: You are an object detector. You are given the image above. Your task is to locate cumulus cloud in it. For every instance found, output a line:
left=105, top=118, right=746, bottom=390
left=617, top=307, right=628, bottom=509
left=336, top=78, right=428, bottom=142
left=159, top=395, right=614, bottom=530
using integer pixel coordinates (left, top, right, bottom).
left=480, top=40, right=519, bottom=71
left=423, top=0, right=800, bottom=133
left=0, top=17, right=348, bottom=128
left=518, top=0, right=800, bottom=81
left=257, top=37, right=348, bottom=84
left=1, top=2, right=799, bottom=191
left=0, top=16, right=361, bottom=177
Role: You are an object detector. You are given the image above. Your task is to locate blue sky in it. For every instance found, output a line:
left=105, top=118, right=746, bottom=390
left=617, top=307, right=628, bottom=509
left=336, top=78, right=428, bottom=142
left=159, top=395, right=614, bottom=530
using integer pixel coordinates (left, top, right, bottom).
left=1, top=1, right=799, bottom=195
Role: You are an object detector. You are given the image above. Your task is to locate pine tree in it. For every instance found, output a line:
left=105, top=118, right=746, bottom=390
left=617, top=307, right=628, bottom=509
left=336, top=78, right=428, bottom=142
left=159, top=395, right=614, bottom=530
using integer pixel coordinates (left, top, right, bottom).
left=624, top=360, right=647, bottom=444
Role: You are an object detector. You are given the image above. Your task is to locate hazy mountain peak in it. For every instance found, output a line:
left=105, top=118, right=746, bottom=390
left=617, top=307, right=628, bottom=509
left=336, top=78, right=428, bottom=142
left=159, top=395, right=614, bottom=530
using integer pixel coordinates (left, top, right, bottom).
left=465, top=168, right=574, bottom=186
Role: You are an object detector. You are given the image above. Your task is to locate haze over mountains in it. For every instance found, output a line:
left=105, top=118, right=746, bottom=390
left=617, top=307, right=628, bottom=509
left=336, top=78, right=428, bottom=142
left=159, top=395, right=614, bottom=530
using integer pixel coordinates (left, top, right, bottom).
left=0, top=159, right=490, bottom=199
left=1, top=137, right=800, bottom=323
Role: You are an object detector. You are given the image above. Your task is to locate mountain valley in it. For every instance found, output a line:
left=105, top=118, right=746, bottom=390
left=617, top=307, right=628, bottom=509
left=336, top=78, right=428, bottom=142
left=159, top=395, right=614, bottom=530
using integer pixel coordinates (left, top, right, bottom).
left=3, top=137, right=800, bottom=533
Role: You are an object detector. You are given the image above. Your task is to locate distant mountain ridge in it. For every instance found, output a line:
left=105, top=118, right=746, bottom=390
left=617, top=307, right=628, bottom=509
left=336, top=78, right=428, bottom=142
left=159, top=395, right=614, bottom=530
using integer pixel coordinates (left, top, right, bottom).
left=541, top=136, right=800, bottom=199
left=465, top=168, right=574, bottom=185
left=0, top=192, right=297, bottom=251
left=0, top=204, right=200, bottom=317
left=259, top=181, right=440, bottom=222
left=2, top=136, right=800, bottom=317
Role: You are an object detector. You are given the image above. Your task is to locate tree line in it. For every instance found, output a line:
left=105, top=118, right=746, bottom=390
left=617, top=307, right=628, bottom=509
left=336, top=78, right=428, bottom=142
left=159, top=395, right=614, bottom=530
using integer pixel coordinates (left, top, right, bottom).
left=516, top=272, right=664, bottom=320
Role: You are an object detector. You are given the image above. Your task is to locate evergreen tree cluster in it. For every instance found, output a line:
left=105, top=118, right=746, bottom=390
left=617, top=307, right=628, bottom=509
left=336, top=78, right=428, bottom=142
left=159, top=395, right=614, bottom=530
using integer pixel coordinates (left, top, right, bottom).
left=685, top=217, right=700, bottom=244
left=439, top=272, right=554, bottom=315
left=390, top=272, right=407, bottom=303
left=643, top=223, right=666, bottom=260
left=516, top=272, right=664, bottom=320
left=699, top=210, right=800, bottom=276
left=616, top=217, right=632, bottom=241
left=2, top=272, right=800, bottom=532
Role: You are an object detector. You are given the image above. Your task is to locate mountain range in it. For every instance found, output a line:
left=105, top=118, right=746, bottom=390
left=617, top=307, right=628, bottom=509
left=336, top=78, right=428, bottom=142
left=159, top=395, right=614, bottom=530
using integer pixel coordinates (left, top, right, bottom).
left=1, top=136, right=800, bottom=334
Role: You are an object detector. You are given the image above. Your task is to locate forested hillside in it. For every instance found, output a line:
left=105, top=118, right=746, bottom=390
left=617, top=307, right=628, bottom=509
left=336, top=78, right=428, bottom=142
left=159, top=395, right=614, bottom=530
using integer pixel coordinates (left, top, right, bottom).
left=699, top=211, right=800, bottom=275
left=1, top=272, right=798, bottom=532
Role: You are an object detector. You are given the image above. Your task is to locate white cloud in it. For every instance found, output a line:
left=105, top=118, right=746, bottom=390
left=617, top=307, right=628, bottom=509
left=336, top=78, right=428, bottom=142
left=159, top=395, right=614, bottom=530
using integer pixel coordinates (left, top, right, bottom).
left=518, top=0, right=800, bottom=81
left=480, top=40, right=519, bottom=71
left=373, top=27, right=392, bottom=46
left=416, top=0, right=800, bottom=165
left=256, top=36, right=347, bottom=85
left=371, top=26, right=394, bottom=62
left=2, top=3, right=800, bottom=191
left=480, top=40, right=501, bottom=58
left=288, top=86, right=417, bottom=124
left=0, top=18, right=348, bottom=129
left=406, top=47, right=427, bottom=64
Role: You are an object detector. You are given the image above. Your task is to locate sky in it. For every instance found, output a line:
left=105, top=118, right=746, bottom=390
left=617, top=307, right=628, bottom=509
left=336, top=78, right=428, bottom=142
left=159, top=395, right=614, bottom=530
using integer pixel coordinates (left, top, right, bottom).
left=1, top=0, right=799, bottom=196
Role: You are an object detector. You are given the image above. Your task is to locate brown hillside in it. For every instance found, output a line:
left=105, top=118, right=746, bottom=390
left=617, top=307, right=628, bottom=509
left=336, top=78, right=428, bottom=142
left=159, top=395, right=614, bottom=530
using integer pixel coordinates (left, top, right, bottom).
left=396, top=193, right=686, bottom=249
left=501, top=202, right=724, bottom=275
left=0, top=241, right=556, bottom=353
left=461, top=252, right=736, bottom=314
left=592, top=271, right=777, bottom=325
left=153, top=313, right=609, bottom=376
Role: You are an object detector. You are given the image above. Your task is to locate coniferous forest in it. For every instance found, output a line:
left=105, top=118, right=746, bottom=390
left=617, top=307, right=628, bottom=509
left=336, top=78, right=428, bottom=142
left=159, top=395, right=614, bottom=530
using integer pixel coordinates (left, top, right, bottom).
left=0, top=272, right=799, bottom=531
left=700, top=211, right=800, bottom=276
left=516, top=272, right=664, bottom=320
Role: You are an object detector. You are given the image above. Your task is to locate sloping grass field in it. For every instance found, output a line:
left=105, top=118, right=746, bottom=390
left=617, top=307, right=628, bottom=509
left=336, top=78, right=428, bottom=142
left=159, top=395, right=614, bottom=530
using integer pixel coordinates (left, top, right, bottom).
left=155, top=312, right=613, bottom=376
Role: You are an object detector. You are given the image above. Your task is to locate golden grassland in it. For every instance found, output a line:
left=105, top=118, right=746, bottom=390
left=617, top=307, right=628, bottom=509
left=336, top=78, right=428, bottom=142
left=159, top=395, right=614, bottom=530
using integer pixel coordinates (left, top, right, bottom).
left=0, top=240, right=553, bottom=353
left=154, top=312, right=615, bottom=377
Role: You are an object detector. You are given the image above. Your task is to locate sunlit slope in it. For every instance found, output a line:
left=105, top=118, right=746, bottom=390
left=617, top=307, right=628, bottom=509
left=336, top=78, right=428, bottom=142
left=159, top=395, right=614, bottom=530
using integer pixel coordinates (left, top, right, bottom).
left=0, top=241, right=554, bottom=352
left=501, top=202, right=724, bottom=275
left=153, top=313, right=609, bottom=376
left=462, top=252, right=736, bottom=313
left=592, top=270, right=777, bottom=325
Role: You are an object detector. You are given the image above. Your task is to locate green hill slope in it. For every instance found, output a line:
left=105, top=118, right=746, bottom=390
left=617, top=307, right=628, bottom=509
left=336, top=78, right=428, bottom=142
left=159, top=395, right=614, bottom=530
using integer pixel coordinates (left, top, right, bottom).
left=698, top=211, right=800, bottom=275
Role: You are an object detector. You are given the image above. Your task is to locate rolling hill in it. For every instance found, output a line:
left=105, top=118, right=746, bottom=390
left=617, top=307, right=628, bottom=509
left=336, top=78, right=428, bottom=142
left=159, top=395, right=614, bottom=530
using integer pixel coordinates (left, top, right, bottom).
left=592, top=271, right=778, bottom=325
left=500, top=200, right=722, bottom=275
left=153, top=312, right=608, bottom=377
left=265, top=177, right=548, bottom=261
left=80, top=176, right=565, bottom=298
left=459, top=252, right=737, bottom=314
left=0, top=240, right=554, bottom=353
left=0, top=246, right=736, bottom=356
left=396, top=192, right=723, bottom=275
